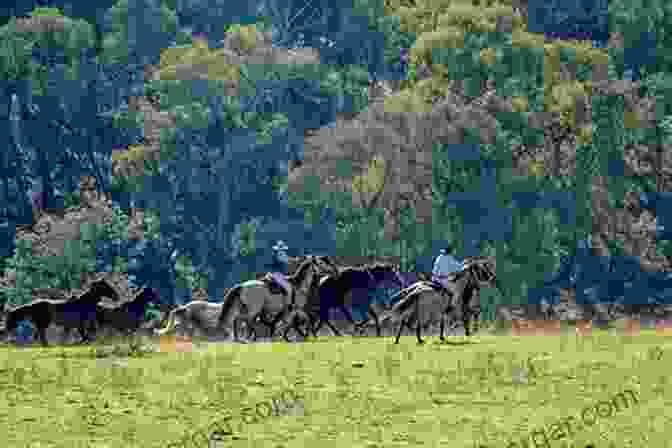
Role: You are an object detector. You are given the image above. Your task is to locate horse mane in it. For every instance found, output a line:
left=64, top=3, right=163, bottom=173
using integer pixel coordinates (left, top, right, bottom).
left=5, top=299, right=49, bottom=312
left=287, top=256, right=315, bottom=283
left=338, top=264, right=371, bottom=276
left=218, top=285, right=243, bottom=327
left=366, top=262, right=397, bottom=274
left=465, top=259, right=496, bottom=282
left=100, top=287, right=155, bottom=311
left=314, top=255, right=340, bottom=272
left=463, top=256, right=496, bottom=271
left=75, top=279, right=118, bottom=304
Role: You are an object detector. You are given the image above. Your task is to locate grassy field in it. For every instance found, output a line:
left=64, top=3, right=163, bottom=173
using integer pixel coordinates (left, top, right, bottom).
left=0, top=327, right=671, bottom=448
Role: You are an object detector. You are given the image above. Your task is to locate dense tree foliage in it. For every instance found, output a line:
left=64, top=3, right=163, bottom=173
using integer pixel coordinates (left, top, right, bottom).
left=2, top=0, right=671, bottom=317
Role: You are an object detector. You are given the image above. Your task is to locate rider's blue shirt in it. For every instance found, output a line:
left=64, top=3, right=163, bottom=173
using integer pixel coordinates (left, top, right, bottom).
left=432, top=254, right=464, bottom=285
left=269, top=252, right=289, bottom=275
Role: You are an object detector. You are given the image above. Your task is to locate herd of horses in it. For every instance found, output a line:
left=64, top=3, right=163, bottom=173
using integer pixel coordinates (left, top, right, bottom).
left=0, top=255, right=501, bottom=346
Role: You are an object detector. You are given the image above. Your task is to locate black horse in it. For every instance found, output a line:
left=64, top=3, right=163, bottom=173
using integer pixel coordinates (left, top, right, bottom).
left=96, top=287, right=162, bottom=337
left=304, top=262, right=406, bottom=337
left=0, top=279, right=120, bottom=346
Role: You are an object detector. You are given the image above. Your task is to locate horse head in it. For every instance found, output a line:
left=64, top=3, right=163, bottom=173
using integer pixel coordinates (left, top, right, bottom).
left=87, top=279, right=121, bottom=303
left=458, top=258, right=499, bottom=319
left=289, top=257, right=326, bottom=303
left=0, top=303, right=19, bottom=336
left=313, top=256, right=340, bottom=278
left=137, top=287, right=160, bottom=305
left=0, top=303, right=8, bottom=338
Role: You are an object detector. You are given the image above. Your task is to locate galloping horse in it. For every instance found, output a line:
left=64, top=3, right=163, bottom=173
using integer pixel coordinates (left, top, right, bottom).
left=380, top=258, right=501, bottom=344
left=96, top=287, right=161, bottom=337
left=304, top=262, right=406, bottom=337
left=0, top=279, right=120, bottom=346
left=218, top=256, right=338, bottom=342
left=155, top=300, right=228, bottom=339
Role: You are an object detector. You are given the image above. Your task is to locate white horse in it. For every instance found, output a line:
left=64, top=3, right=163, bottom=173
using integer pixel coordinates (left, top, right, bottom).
left=155, top=300, right=228, bottom=339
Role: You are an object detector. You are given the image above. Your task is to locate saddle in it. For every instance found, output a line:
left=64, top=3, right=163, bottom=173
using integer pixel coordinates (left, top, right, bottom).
left=428, top=281, right=454, bottom=297
left=262, top=273, right=291, bottom=296
left=410, top=280, right=454, bottom=299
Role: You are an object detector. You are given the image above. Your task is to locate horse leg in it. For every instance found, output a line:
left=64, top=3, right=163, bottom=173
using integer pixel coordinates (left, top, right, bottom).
left=312, top=318, right=323, bottom=336
left=293, top=316, right=307, bottom=339
left=86, top=319, right=98, bottom=342
left=60, top=326, right=71, bottom=345
left=324, top=319, right=341, bottom=337
left=317, top=305, right=341, bottom=336
left=440, top=315, right=446, bottom=341
left=234, top=317, right=250, bottom=343
left=367, top=305, right=381, bottom=337
left=463, top=314, right=470, bottom=337
left=37, top=325, right=49, bottom=347
left=282, top=312, right=304, bottom=342
left=267, top=314, right=283, bottom=340
left=232, top=317, right=240, bottom=342
left=416, top=319, right=424, bottom=344
left=394, top=320, right=405, bottom=344
left=306, top=314, right=320, bottom=338
left=282, top=313, right=295, bottom=342
left=294, top=311, right=312, bottom=339
left=78, top=322, right=91, bottom=344
left=339, top=305, right=358, bottom=335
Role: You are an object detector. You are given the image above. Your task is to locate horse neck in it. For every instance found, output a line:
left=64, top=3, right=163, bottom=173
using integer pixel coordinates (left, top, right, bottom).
left=293, top=263, right=315, bottom=292
left=74, top=292, right=95, bottom=304
left=288, top=260, right=312, bottom=285
left=370, top=268, right=396, bottom=287
left=334, top=269, right=360, bottom=293
left=470, top=262, right=495, bottom=286
left=128, top=298, right=148, bottom=311
left=362, top=267, right=375, bottom=282
left=454, top=269, right=473, bottom=291
left=458, top=273, right=477, bottom=302
left=135, top=292, right=152, bottom=306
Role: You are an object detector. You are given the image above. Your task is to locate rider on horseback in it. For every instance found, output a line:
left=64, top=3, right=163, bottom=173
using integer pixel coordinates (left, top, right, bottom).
left=386, top=245, right=465, bottom=306
left=264, top=240, right=294, bottom=302
left=430, top=245, right=465, bottom=293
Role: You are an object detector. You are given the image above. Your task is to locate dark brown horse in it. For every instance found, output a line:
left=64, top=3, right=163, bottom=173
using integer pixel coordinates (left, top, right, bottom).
left=0, top=279, right=120, bottom=346
left=302, top=262, right=406, bottom=337
left=217, top=256, right=338, bottom=342
left=96, top=287, right=162, bottom=337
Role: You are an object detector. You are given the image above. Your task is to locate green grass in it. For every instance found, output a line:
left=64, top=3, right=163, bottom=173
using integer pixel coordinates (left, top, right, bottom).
left=1, top=328, right=671, bottom=448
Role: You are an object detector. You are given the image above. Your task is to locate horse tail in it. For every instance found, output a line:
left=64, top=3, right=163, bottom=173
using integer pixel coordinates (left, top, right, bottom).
left=218, top=285, right=243, bottom=329
left=0, top=302, right=7, bottom=328
left=0, top=304, right=7, bottom=336
left=379, top=296, right=407, bottom=324
left=386, top=289, right=420, bottom=320
left=156, top=307, right=182, bottom=335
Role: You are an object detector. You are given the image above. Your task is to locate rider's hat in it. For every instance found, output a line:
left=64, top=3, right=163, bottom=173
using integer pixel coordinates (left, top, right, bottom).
left=440, top=245, right=452, bottom=255
left=272, top=240, right=289, bottom=252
